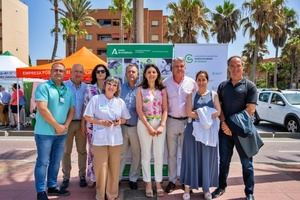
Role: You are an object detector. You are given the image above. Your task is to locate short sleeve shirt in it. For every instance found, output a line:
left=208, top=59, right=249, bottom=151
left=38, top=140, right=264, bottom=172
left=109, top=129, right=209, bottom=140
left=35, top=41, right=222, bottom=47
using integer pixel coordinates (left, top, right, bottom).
left=34, top=80, right=75, bottom=135
left=217, top=78, right=257, bottom=118
left=84, top=94, right=131, bottom=146
left=121, top=82, right=138, bottom=126
left=163, top=75, right=196, bottom=118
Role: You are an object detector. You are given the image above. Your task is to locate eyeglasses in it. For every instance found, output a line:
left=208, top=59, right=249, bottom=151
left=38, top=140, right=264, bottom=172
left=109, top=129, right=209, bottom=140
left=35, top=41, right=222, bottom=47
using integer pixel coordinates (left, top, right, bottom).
left=96, top=69, right=106, bottom=74
left=107, top=82, right=118, bottom=87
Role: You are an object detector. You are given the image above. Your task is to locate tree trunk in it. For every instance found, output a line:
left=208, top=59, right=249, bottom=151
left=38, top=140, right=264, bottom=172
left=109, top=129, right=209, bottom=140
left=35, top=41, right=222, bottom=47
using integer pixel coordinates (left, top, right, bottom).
left=135, top=0, right=144, bottom=43
left=265, top=72, right=268, bottom=88
left=132, top=0, right=136, bottom=42
left=250, top=41, right=259, bottom=83
left=51, top=0, right=59, bottom=61
left=73, top=35, right=77, bottom=55
left=273, top=46, right=279, bottom=88
left=67, top=36, right=72, bottom=56
left=120, top=11, right=124, bottom=43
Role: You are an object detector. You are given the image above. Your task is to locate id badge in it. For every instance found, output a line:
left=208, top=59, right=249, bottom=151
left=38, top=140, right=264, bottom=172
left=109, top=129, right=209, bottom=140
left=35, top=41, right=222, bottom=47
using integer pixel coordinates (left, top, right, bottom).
left=59, top=97, right=65, bottom=104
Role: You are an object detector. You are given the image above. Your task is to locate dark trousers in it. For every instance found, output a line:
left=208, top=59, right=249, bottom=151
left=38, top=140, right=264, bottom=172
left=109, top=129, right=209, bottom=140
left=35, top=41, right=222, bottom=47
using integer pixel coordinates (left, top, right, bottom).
left=218, top=132, right=254, bottom=195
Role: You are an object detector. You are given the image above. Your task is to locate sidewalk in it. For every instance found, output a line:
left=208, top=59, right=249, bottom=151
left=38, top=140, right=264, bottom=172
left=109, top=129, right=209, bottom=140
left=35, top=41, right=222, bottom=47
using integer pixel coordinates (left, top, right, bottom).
left=0, top=160, right=299, bottom=200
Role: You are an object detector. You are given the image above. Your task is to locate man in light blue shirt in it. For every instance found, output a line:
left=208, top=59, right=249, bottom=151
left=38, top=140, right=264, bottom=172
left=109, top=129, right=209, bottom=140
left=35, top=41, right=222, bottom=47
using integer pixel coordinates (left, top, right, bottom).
left=34, top=63, right=74, bottom=200
left=120, top=63, right=141, bottom=190
left=61, top=64, right=88, bottom=189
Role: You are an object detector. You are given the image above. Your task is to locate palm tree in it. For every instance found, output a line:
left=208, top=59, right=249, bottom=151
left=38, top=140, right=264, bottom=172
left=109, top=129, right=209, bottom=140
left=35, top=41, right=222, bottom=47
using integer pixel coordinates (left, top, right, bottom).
left=59, top=0, right=98, bottom=55
left=109, top=0, right=132, bottom=43
left=241, top=0, right=285, bottom=83
left=242, top=41, right=269, bottom=74
left=210, top=0, right=241, bottom=43
left=49, top=0, right=60, bottom=61
left=281, top=28, right=300, bottom=87
left=272, top=7, right=297, bottom=88
left=166, top=0, right=210, bottom=43
left=259, top=62, right=274, bottom=87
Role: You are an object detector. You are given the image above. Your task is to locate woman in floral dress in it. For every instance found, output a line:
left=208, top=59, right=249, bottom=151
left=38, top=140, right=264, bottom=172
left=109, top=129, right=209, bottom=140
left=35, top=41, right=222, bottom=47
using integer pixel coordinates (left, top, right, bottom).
left=83, top=64, right=110, bottom=186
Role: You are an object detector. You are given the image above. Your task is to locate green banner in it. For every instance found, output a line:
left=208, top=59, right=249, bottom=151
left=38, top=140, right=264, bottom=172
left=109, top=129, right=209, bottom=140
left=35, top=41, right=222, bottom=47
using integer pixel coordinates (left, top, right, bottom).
left=107, top=44, right=173, bottom=58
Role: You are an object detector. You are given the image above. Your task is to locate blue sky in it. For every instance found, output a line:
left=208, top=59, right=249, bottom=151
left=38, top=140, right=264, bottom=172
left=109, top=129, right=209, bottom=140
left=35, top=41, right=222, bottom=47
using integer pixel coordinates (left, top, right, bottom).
left=22, top=0, right=300, bottom=65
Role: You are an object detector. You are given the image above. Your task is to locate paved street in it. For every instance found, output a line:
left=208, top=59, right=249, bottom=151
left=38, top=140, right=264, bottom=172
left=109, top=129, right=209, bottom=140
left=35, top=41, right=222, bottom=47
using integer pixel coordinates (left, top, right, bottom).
left=0, top=135, right=299, bottom=199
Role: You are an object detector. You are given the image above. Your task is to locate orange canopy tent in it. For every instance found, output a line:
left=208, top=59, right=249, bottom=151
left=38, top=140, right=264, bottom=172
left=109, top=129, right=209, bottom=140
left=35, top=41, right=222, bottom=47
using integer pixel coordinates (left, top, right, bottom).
left=16, top=47, right=106, bottom=82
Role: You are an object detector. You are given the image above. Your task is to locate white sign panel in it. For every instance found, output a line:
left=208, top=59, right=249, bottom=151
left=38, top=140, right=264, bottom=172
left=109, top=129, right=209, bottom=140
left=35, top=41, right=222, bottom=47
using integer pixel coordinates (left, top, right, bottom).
left=174, top=44, right=228, bottom=91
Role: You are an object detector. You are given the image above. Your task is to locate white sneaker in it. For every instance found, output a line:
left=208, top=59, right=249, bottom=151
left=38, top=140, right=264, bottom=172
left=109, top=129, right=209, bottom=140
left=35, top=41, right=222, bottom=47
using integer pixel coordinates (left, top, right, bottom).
left=204, top=192, right=212, bottom=200
left=182, top=192, right=190, bottom=200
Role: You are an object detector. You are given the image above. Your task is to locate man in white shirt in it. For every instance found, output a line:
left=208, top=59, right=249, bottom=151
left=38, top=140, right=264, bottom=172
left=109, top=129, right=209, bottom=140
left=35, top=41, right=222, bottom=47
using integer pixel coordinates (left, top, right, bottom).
left=163, top=57, right=197, bottom=193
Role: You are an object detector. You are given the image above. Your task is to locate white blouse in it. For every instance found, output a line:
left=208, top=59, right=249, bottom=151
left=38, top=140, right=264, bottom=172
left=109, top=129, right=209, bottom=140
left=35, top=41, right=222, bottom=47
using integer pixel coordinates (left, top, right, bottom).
left=84, top=94, right=130, bottom=146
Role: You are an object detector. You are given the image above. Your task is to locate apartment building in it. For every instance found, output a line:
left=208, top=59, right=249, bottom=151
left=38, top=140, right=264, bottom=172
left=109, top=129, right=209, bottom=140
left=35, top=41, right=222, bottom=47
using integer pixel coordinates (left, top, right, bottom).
left=0, top=0, right=28, bottom=64
left=76, top=8, right=168, bottom=61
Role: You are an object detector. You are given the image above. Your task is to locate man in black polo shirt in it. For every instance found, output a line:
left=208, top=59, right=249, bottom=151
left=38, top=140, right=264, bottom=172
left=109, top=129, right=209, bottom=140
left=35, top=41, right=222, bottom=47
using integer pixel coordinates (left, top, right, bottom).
left=212, top=56, right=257, bottom=200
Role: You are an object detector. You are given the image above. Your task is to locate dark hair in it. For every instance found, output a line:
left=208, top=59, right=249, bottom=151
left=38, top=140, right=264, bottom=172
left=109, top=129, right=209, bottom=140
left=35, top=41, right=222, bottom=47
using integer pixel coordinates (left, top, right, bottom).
left=12, top=83, right=21, bottom=89
left=227, top=55, right=242, bottom=66
left=51, top=62, right=65, bottom=69
left=140, top=64, right=165, bottom=90
left=91, top=64, right=110, bottom=84
left=195, top=70, right=209, bottom=81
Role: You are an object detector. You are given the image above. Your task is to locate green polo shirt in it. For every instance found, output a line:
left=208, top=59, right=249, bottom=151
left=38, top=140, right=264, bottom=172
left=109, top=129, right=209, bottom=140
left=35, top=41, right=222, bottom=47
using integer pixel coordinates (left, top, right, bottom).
left=34, top=80, right=74, bottom=135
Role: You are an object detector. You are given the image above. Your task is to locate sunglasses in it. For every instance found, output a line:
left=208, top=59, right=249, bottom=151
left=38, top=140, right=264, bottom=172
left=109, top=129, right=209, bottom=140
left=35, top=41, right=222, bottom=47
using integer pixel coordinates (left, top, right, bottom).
left=96, top=69, right=106, bottom=74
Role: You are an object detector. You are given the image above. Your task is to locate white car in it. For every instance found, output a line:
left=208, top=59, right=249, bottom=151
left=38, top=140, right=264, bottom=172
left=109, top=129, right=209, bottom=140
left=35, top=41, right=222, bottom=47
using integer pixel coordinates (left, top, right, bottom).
left=254, top=89, right=300, bottom=132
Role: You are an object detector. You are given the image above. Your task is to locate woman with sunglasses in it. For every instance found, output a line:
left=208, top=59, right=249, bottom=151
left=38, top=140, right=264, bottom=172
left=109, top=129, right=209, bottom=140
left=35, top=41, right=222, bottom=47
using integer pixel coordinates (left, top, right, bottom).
left=84, top=76, right=130, bottom=200
left=83, top=64, right=110, bottom=187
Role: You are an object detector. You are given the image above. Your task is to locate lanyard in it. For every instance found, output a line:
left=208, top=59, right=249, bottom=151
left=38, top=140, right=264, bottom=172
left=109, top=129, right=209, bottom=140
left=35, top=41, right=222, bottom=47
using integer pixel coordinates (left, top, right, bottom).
left=50, top=81, right=67, bottom=103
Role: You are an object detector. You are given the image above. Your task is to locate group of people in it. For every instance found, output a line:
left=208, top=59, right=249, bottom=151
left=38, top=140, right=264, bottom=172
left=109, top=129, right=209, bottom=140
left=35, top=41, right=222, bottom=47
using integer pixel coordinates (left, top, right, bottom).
left=0, top=83, right=25, bottom=128
left=34, top=55, right=257, bottom=200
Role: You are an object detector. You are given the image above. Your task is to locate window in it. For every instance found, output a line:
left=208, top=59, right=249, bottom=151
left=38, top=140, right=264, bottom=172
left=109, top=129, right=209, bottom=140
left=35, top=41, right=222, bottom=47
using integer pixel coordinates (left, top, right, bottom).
left=85, top=34, right=93, bottom=41
left=151, top=34, right=159, bottom=42
left=258, top=92, right=270, bottom=103
left=85, top=21, right=93, bottom=26
left=112, top=19, right=120, bottom=26
left=271, top=93, right=285, bottom=106
left=97, top=49, right=106, bottom=56
left=151, top=20, right=159, bottom=27
left=97, top=34, right=112, bottom=41
left=97, top=19, right=111, bottom=26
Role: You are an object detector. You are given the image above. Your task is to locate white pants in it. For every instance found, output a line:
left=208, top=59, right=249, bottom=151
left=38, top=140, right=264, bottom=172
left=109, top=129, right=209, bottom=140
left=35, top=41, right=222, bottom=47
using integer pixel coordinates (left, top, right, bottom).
left=166, top=117, right=187, bottom=183
left=137, top=119, right=166, bottom=182
left=120, top=125, right=141, bottom=182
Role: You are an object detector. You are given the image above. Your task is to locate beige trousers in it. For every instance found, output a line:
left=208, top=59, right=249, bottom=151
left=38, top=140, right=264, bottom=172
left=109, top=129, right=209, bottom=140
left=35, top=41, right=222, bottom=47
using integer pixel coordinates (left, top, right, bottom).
left=62, top=120, right=87, bottom=179
left=92, top=145, right=122, bottom=200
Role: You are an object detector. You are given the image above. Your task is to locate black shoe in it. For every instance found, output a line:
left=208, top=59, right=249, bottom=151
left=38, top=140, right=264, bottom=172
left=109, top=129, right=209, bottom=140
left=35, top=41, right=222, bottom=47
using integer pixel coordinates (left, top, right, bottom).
left=129, top=181, right=138, bottom=190
left=211, top=188, right=225, bottom=199
left=165, top=182, right=176, bottom=193
left=246, top=194, right=255, bottom=200
left=37, top=191, right=48, bottom=200
left=79, top=176, right=87, bottom=187
left=47, top=187, right=70, bottom=196
left=60, top=178, right=69, bottom=189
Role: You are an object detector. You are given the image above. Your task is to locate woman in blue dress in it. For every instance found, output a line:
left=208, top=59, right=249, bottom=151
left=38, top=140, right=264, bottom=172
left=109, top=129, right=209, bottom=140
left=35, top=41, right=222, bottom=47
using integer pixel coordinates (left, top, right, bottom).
left=180, top=71, right=221, bottom=200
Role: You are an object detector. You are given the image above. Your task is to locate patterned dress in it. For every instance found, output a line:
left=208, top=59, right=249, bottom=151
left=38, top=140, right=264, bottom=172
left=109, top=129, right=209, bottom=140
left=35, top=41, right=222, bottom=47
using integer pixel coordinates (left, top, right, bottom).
left=84, top=84, right=102, bottom=183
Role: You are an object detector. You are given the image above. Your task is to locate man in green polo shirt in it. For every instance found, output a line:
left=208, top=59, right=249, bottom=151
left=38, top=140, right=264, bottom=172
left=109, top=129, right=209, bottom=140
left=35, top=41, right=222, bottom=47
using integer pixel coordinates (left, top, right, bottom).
left=34, top=62, right=75, bottom=200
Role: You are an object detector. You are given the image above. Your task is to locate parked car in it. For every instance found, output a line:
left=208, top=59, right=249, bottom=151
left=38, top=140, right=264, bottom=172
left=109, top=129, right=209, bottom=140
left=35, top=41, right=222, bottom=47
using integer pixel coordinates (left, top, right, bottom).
left=254, top=89, right=300, bottom=132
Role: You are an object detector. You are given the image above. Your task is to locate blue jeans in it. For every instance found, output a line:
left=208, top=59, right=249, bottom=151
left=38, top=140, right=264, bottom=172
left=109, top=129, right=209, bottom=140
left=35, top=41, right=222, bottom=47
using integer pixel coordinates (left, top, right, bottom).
left=218, top=132, right=254, bottom=195
left=34, top=134, right=67, bottom=192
